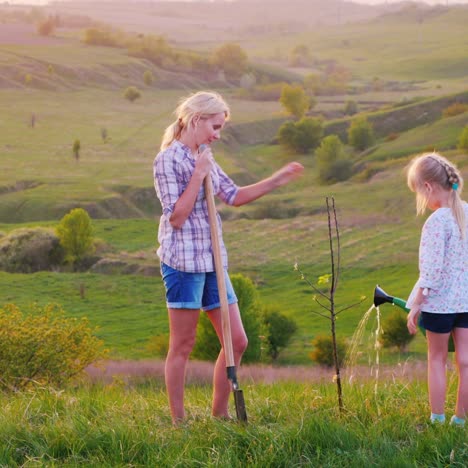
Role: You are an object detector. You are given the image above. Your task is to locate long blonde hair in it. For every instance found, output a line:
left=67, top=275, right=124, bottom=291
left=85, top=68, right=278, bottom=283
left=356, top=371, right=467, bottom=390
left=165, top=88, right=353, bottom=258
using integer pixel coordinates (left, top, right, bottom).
left=407, top=152, right=465, bottom=238
left=160, top=91, right=230, bottom=150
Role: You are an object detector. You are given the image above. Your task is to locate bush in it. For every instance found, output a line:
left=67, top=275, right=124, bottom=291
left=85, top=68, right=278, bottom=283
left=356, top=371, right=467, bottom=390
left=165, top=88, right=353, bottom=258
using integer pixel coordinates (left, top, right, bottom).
left=123, top=86, right=141, bottom=103
left=143, top=70, right=154, bottom=86
left=343, top=100, right=358, bottom=116
left=316, top=135, right=353, bottom=184
left=146, top=334, right=169, bottom=357
left=458, top=125, right=468, bottom=151
left=56, top=208, right=95, bottom=268
left=347, top=117, right=375, bottom=151
left=212, top=43, right=248, bottom=80
left=0, top=227, right=64, bottom=273
left=192, top=273, right=264, bottom=363
left=37, top=17, right=55, bottom=36
left=278, top=117, right=323, bottom=154
left=279, top=84, right=310, bottom=119
left=0, top=303, right=107, bottom=391
left=262, top=308, right=297, bottom=361
left=442, top=102, right=468, bottom=118
left=310, top=335, right=347, bottom=367
left=380, top=310, right=415, bottom=352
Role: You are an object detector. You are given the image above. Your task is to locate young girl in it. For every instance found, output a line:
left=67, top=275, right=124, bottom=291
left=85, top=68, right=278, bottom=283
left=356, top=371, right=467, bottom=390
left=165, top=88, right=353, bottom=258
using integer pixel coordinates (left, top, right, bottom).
left=406, top=152, right=468, bottom=427
left=153, top=91, right=303, bottom=424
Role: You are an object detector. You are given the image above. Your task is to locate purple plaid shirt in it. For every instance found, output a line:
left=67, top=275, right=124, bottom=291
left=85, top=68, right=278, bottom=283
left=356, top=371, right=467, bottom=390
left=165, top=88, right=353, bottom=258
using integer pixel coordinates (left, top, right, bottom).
left=153, top=140, right=239, bottom=272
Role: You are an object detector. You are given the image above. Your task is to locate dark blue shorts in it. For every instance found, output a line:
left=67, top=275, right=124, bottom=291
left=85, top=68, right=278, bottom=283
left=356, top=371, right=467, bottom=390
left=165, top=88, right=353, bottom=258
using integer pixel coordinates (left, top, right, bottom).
left=160, top=262, right=238, bottom=311
left=421, top=312, right=468, bottom=333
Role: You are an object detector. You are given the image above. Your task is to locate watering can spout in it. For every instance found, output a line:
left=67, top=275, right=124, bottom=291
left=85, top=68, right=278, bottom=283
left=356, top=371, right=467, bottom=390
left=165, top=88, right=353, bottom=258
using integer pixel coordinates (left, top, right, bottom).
left=373, top=285, right=394, bottom=307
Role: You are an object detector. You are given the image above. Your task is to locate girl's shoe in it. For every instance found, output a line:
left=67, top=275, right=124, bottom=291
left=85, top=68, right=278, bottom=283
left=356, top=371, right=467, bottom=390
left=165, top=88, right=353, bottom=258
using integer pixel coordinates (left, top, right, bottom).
left=430, top=413, right=445, bottom=424
left=450, top=415, right=465, bottom=427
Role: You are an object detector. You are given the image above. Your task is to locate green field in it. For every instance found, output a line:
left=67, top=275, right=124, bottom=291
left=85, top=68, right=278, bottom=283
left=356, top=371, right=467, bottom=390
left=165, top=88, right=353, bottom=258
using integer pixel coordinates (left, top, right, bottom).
left=0, top=1, right=467, bottom=366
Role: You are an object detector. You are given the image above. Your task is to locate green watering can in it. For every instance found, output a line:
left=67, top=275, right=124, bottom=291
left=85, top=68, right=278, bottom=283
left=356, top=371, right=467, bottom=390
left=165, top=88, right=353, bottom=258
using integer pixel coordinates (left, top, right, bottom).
left=373, top=285, right=455, bottom=352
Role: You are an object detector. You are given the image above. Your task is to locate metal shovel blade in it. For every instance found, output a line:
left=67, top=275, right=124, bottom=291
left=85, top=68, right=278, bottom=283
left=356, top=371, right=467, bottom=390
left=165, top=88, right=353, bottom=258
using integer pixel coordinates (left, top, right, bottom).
left=233, top=389, right=248, bottom=423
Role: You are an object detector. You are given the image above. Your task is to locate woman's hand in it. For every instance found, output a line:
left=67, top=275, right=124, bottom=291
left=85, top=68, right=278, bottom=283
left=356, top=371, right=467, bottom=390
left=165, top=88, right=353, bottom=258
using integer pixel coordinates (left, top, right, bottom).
left=272, top=162, right=304, bottom=188
left=407, top=306, right=421, bottom=335
left=195, top=146, right=214, bottom=179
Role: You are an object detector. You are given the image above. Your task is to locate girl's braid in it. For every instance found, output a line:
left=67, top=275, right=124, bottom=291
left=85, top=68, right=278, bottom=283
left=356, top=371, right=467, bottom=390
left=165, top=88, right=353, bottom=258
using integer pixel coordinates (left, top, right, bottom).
left=429, top=154, right=460, bottom=187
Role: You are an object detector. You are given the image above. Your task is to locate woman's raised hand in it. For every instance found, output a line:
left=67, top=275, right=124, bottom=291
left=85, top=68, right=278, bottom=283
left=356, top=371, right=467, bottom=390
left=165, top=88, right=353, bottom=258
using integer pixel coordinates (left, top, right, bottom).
left=272, top=162, right=304, bottom=187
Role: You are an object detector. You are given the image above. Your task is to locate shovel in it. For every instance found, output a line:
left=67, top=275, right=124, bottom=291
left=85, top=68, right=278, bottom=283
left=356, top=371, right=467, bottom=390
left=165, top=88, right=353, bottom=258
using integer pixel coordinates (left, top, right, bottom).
left=204, top=172, right=248, bottom=423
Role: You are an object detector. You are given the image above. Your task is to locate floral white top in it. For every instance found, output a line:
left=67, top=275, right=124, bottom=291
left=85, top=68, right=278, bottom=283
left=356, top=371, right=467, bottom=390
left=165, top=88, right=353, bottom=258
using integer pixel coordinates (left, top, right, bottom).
left=407, top=202, right=468, bottom=313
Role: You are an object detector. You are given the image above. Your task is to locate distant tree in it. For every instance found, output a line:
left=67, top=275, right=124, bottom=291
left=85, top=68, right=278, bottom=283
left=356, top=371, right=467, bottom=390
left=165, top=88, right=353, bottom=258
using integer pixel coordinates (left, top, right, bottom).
left=458, top=125, right=468, bottom=151
left=288, top=44, right=311, bottom=67
left=443, top=102, right=468, bottom=118
left=278, top=117, right=323, bottom=154
left=303, top=73, right=321, bottom=95
left=212, top=43, right=248, bottom=80
left=279, top=84, right=310, bottom=119
left=56, top=208, right=94, bottom=268
left=343, top=99, right=358, bottom=116
left=262, top=308, right=297, bottom=361
left=380, top=310, right=415, bottom=352
left=72, top=139, right=81, bottom=161
left=123, top=86, right=141, bottom=103
left=316, top=135, right=352, bottom=184
left=143, top=70, right=154, bottom=86
left=37, top=17, right=55, bottom=36
left=347, top=117, right=375, bottom=151
left=100, top=127, right=108, bottom=143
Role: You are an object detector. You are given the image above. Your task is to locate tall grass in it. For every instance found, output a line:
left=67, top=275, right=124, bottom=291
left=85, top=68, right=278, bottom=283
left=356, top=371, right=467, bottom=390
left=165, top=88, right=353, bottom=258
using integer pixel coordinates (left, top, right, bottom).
left=0, top=380, right=466, bottom=466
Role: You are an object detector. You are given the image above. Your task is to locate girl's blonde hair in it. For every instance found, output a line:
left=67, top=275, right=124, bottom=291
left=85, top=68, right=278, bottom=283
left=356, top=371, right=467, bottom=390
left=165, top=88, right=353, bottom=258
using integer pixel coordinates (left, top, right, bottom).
left=160, top=91, right=230, bottom=150
left=406, top=152, right=465, bottom=238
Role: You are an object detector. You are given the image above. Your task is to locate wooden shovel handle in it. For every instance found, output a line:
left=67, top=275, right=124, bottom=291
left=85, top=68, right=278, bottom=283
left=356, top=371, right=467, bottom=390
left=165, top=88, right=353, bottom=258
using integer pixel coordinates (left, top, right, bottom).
left=204, top=174, right=235, bottom=368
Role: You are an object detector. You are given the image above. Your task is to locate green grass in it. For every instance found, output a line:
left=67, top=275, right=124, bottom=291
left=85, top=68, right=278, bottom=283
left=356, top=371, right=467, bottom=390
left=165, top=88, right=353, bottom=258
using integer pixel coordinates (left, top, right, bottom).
left=0, top=381, right=466, bottom=465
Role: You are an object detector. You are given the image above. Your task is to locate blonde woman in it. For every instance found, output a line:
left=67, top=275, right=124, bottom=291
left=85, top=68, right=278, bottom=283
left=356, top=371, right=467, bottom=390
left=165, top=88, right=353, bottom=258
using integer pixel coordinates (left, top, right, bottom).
left=406, top=152, right=468, bottom=427
left=153, top=91, right=303, bottom=424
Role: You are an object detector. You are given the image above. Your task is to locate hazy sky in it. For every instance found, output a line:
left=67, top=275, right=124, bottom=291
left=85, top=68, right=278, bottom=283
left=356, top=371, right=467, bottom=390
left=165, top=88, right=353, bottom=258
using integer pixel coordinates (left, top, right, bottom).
left=6, top=0, right=468, bottom=4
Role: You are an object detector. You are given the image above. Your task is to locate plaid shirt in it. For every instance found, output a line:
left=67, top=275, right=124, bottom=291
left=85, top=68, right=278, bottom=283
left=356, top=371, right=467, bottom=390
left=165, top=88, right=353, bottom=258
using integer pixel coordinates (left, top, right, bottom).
left=153, top=140, right=239, bottom=272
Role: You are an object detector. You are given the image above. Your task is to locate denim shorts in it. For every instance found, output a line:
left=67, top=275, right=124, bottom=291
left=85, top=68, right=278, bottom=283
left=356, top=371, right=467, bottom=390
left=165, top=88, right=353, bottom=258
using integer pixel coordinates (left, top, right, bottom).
left=421, top=312, right=468, bottom=333
left=160, top=262, right=238, bottom=311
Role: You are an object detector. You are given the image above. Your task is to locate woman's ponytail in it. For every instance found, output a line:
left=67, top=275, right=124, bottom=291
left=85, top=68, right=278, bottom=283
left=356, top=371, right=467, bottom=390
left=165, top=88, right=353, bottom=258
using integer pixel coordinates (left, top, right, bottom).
left=160, top=119, right=183, bottom=151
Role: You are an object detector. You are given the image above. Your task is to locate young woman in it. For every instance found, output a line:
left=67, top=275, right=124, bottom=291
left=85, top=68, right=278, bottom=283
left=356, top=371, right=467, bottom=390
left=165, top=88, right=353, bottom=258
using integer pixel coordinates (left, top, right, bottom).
left=153, top=91, right=303, bottom=423
left=406, top=152, right=468, bottom=427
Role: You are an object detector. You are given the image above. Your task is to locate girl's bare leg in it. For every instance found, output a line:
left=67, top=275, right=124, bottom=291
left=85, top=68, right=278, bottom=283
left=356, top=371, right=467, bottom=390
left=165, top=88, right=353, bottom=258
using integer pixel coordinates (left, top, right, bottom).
left=207, top=302, right=248, bottom=418
left=165, top=308, right=200, bottom=424
left=452, top=327, right=468, bottom=419
left=426, top=330, right=450, bottom=415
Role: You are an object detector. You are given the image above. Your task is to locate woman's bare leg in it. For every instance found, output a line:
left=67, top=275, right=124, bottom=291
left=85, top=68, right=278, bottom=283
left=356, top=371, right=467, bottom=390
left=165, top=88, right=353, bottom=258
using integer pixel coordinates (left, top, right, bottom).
left=165, top=308, right=200, bottom=424
left=207, top=302, right=248, bottom=418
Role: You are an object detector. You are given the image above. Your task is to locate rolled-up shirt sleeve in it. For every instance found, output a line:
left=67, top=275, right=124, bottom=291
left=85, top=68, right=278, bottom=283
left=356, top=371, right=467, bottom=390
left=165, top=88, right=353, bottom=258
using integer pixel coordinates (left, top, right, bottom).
left=154, top=151, right=180, bottom=216
left=418, top=214, right=445, bottom=290
left=215, top=163, right=239, bottom=206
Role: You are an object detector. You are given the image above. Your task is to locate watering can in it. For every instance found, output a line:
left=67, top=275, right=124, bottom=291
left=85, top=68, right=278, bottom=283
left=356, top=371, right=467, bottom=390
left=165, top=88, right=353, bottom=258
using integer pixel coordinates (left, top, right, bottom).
left=373, top=285, right=455, bottom=352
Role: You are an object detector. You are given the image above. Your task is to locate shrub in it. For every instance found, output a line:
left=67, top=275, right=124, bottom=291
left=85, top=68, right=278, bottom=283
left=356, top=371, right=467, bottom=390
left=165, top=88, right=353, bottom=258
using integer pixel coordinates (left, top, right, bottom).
left=123, top=86, right=141, bottom=103
left=442, top=102, right=468, bottom=118
left=310, top=335, right=347, bottom=367
left=143, top=70, right=154, bottom=86
left=458, top=125, right=468, bottom=151
left=347, top=117, right=375, bottom=151
left=0, top=303, right=107, bottom=391
left=343, top=100, right=358, bottom=116
left=380, top=310, right=415, bottom=352
left=212, top=43, right=248, bottom=80
left=316, top=135, right=353, bottom=184
left=72, top=139, right=80, bottom=161
left=262, top=308, right=297, bottom=361
left=37, top=17, right=55, bottom=36
left=0, top=227, right=64, bottom=273
left=280, top=84, right=310, bottom=119
left=146, top=334, right=169, bottom=357
left=278, top=117, right=323, bottom=154
left=56, top=208, right=95, bottom=268
left=192, top=273, right=263, bottom=363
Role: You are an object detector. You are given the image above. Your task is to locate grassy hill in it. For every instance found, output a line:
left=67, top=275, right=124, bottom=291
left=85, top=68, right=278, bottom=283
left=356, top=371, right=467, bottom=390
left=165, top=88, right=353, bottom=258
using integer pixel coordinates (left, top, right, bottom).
left=0, top=1, right=467, bottom=363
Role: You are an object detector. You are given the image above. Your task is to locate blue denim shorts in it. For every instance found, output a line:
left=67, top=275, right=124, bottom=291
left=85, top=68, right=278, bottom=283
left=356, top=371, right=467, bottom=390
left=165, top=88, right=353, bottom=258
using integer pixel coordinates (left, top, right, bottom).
left=421, top=312, right=468, bottom=333
left=160, top=262, right=238, bottom=311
